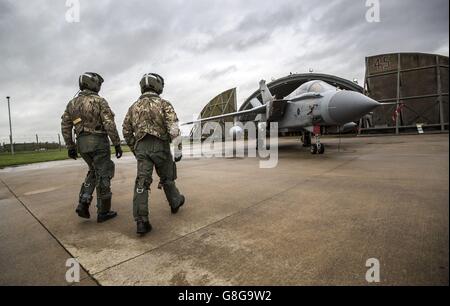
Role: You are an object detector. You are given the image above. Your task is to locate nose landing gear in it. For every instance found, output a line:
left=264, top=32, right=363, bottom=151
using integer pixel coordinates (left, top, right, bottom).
left=310, top=126, right=325, bottom=155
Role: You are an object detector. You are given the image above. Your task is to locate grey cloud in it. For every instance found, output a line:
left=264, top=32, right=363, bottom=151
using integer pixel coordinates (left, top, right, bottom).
left=183, top=2, right=305, bottom=53
left=0, top=0, right=448, bottom=141
left=200, top=65, right=238, bottom=80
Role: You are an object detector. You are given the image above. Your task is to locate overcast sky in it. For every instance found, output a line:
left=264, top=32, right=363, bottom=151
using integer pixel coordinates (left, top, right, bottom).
left=0, top=0, right=448, bottom=143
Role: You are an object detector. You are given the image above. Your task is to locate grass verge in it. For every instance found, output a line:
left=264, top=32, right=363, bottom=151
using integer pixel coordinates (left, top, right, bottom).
left=0, top=146, right=131, bottom=168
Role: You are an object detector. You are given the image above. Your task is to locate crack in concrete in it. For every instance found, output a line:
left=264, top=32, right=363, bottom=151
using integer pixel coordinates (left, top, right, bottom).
left=0, top=178, right=100, bottom=286
left=91, top=156, right=359, bottom=281
left=0, top=144, right=365, bottom=284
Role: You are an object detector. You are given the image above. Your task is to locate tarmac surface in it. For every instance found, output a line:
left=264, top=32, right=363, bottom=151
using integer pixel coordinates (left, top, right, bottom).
left=0, top=134, right=448, bottom=286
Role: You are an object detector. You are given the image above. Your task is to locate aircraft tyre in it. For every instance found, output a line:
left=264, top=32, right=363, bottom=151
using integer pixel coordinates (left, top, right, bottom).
left=318, top=144, right=325, bottom=154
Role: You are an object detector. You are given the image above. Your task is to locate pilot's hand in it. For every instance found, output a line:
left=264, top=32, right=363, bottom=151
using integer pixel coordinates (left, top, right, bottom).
left=115, top=145, right=123, bottom=159
left=174, top=153, right=182, bottom=163
left=174, top=142, right=182, bottom=162
left=68, top=148, right=78, bottom=160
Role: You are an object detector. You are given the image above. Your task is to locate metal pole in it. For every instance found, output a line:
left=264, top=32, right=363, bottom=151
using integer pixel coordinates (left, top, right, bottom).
left=58, top=134, right=62, bottom=151
left=36, top=134, right=39, bottom=151
left=359, top=57, right=369, bottom=135
left=436, top=55, right=444, bottom=131
left=395, top=54, right=401, bottom=135
left=6, top=96, right=14, bottom=155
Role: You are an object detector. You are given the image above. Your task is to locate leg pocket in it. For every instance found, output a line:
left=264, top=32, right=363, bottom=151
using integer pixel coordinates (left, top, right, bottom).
left=93, top=151, right=114, bottom=199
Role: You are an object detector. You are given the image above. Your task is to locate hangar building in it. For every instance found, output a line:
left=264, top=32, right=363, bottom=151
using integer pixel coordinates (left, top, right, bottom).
left=361, top=53, right=449, bottom=134
left=191, top=53, right=448, bottom=138
left=190, top=88, right=237, bottom=141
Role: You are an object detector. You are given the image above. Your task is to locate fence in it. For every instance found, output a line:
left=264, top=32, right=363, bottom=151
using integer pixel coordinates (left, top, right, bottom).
left=0, top=134, right=63, bottom=153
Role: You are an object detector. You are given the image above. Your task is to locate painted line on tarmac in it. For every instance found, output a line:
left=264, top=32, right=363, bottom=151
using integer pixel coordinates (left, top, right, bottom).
left=24, top=186, right=62, bottom=196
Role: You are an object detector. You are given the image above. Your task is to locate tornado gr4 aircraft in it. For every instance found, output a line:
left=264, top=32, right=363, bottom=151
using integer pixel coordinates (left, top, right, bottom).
left=183, top=80, right=381, bottom=154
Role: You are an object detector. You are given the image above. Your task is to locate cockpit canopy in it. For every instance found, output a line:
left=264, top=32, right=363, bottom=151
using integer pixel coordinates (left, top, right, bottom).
left=294, top=80, right=337, bottom=95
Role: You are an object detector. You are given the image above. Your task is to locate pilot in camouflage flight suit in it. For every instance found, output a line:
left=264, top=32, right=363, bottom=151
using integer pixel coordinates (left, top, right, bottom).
left=122, top=73, right=185, bottom=235
left=61, top=72, right=123, bottom=223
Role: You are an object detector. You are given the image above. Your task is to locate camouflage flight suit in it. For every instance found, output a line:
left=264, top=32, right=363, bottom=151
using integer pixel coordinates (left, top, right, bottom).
left=61, top=89, right=121, bottom=214
left=122, top=91, right=183, bottom=222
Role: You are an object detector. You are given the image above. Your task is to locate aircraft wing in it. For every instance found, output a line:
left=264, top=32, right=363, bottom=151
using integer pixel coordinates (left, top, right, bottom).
left=181, top=104, right=266, bottom=126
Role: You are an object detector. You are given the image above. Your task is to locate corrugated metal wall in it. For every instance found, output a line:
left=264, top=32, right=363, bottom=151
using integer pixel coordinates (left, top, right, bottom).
left=361, top=53, right=449, bottom=134
left=190, top=88, right=237, bottom=140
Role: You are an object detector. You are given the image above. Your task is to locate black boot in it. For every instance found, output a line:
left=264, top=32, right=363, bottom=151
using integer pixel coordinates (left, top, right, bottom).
left=171, top=195, right=185, bottom=214
left=97, top=197, right=117, bottom=223
left=162, top=181, right=184, bottom=214
left=97, top=211, right=118, bottom=223
left=76, top=203, right=90, bottom=219
left=136, top=220, right=152, bottom=235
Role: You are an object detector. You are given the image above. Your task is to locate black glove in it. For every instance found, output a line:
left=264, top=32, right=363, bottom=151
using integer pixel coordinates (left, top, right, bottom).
left=68, top=148, right=77, bottom=160
left=174, top=142, right=182, bottom=162
left=174, top=153, right=182, bottom=163
left=115, top=145, right=123, bottom=159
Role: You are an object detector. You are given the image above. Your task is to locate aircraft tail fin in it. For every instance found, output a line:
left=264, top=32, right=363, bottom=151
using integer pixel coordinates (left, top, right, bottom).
left=259, top=80, right=274, bottom=104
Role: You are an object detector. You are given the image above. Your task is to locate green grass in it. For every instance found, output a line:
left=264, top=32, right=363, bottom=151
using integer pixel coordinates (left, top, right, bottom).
left=0, top=146, right=131, bottom=168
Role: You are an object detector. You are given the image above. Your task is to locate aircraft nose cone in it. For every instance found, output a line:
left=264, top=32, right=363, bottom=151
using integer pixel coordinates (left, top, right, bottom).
left=328, top=91, right=380, bottom=124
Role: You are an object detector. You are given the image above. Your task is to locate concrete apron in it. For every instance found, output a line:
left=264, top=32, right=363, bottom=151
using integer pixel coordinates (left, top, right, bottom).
left=0, top=135, right=448, bottom=285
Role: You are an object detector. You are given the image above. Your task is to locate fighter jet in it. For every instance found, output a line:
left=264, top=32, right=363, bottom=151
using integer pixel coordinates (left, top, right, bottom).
left=182, top=80, right=380, bottom=154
